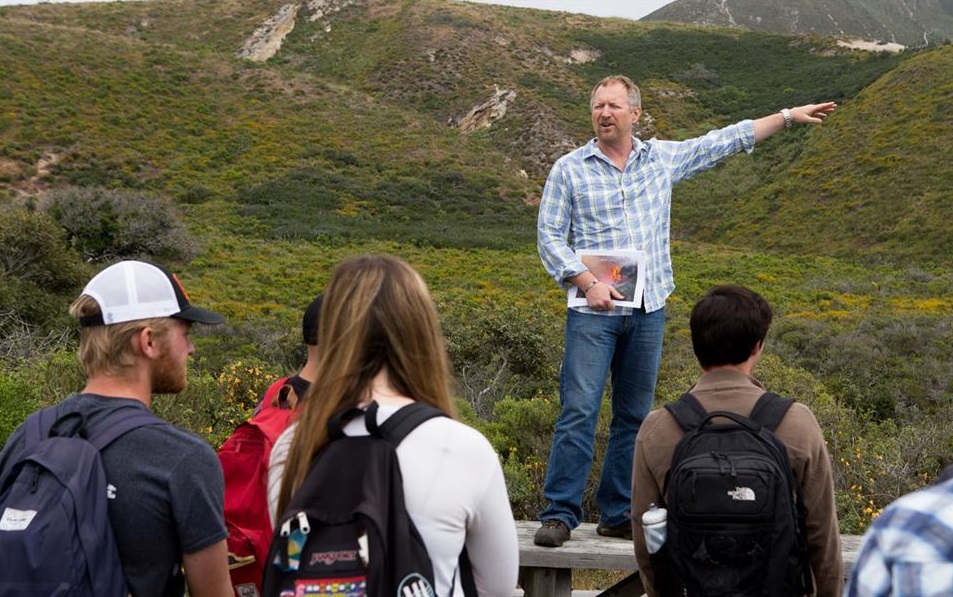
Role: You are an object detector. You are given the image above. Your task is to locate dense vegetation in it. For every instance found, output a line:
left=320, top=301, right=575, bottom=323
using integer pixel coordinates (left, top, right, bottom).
left=2, top=0, right=952, bottom=543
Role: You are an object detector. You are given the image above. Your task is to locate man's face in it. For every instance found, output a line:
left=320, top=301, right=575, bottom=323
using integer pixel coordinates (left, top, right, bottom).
left=151, top=319, right=194, bottom=394
left=591, top=81, right=641, bottom=145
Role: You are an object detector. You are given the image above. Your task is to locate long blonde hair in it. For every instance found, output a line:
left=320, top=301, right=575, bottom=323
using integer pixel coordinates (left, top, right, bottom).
left=276, top=254, right=456, bottom=515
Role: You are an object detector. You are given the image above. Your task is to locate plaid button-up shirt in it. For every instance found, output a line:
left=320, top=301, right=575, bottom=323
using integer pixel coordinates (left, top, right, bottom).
left=847, top=479, right=953, bottom=597
left=537, top=121, right=756, bottom=314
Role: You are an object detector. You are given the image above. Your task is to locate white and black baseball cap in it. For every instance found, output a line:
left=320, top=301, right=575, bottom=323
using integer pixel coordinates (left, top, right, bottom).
left=78, top=260, right=224, bottom=327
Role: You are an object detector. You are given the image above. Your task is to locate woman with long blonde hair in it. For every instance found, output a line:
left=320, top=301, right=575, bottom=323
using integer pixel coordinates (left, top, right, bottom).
left=268, top=254, right=518, bottom=596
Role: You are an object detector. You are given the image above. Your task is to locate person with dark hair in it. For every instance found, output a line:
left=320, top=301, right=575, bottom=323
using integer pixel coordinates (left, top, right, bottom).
left=268, top=254, right=519, bottom=596
left=631, top=285, right=842, bottom=596
left=261, top=294, right=322, bottom=524
left=221, top=293, right=325, bottom=594
left=0, top=260, right=231, bottom=597
left=534, top=73, right=837, bottom=547
left=255, top=294, right=323, bottom=414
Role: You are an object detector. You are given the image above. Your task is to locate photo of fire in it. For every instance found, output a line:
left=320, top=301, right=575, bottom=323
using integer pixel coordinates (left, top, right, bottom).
left=580, top=254, right=638, bottom=302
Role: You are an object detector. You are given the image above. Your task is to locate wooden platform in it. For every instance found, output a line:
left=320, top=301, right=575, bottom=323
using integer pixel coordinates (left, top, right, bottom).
left=516, top=520, right=865, bottom=597
left=517, top=521, right=641, bottom=597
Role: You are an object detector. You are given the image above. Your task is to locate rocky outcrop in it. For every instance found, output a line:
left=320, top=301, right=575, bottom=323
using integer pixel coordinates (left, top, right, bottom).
left=236, top=0, right=361, bottom=61
left=235, top=3, right=301, bottom=62
left=0, top=150, right=63, bottom=201
left=306, top=0, right=357, bottom=24
left=455, top=86, right=517, bottom=134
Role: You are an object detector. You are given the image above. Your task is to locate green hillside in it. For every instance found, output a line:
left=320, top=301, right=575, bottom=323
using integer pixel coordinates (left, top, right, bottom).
left=2, top=0, right=953, bottom=535
left=4, top=0, right=948, bottom=264
left=739, top=45, right=953, bottom=261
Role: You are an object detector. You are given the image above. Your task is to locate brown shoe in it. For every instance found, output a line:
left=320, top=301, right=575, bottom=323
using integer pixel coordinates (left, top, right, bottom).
left=596, top=521, right=633, bottom=540
left=534, top=519, right=571, bottom=547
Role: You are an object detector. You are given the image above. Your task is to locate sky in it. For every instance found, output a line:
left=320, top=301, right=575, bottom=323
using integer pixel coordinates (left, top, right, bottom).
left=0, top=0, right=151, bottom=4
left=0, top=0, right=677, bottom=19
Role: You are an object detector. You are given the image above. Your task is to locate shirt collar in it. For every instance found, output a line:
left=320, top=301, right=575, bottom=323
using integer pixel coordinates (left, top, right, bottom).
left=690, top=368, right=765, bottom=393
left=582, top=136, right=647, bottom=163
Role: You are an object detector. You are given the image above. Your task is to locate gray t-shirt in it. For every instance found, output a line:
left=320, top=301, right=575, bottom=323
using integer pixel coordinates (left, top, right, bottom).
left=0, top=393, right=227, bottom=597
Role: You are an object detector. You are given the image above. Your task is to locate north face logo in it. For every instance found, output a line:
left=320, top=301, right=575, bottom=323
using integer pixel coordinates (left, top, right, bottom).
left=728, top=487, right=756, bottom=501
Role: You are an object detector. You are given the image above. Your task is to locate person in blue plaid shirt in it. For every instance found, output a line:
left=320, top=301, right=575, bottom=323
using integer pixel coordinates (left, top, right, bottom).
left=533, top=74, right=836, bottom=547
left=847, top=473, right=953, bottom=596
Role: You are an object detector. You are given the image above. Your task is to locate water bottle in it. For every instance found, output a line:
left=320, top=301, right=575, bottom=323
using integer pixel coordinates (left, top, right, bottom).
left=641, top=503, right=667, bottom=554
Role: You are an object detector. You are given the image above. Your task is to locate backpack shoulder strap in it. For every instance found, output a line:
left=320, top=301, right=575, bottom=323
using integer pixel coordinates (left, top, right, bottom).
left=86, top=407, right=165, bottom=451
left=374, top=401, right=447, bottom=447
left=23, top=406, right=61, bottom=448
left=748, top=392, right=795, bottom=432
left=327, top=406, right=365, bottom=440
left=458, top=547, right=477, bottom=597
left=664, top=392, right=708, bottom=432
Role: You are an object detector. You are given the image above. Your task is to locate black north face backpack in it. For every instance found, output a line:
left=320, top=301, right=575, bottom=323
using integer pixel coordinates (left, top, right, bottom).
left=263, top=401, right=475, bottom=597
left=654, top=392, right=813, bottom=597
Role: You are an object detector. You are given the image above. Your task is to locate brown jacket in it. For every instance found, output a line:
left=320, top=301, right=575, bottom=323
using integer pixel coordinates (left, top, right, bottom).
left=631, top=369, right=843, bottom=597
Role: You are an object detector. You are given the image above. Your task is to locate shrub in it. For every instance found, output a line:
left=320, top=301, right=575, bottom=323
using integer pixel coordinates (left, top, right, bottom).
left=0, top=373, right=41, bottom=445
left=151, top=369, right=250, bottom=449
left=755, top=354, right=952, bottom=534
left=39, top=186, right=200, bottom=262
left=0, top=208, right=89, bottom=330
left=0, top=310, right=73, bottom=364
left=443, top=304, right=561, bottom=418
left=216, top=357, right=284, bottom=414
left=472, top=391, right=616, bottom=522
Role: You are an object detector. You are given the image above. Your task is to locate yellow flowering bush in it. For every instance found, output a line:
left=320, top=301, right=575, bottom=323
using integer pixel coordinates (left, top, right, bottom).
left=217, top=358, right=283, bottom=414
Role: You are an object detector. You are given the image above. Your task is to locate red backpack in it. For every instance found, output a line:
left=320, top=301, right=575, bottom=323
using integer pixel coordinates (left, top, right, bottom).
left=219, top=377, right=297, bottom=597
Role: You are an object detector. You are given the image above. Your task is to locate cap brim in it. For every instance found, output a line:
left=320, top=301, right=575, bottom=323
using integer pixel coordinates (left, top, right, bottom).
left=172, top=306, right=225, bottom=325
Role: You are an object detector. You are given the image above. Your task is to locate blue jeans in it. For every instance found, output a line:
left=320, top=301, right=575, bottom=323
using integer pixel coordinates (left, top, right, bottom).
left=540, top=307, right=665, bottom=529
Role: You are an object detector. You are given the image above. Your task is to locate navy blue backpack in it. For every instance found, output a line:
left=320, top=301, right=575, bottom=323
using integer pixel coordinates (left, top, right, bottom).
left=0, top=405, right=163, bottom=596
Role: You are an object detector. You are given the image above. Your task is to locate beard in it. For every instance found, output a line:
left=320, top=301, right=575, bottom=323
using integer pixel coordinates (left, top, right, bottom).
left=151, top=343, right=188, bottom=394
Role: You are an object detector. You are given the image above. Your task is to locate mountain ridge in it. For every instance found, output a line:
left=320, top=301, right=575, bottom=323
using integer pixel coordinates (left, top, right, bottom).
left=644, top=0, right=953, bottom=46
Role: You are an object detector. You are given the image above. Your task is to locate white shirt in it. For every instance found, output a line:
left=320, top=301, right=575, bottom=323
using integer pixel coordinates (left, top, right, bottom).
left=268, top=403, right=519, bottom=597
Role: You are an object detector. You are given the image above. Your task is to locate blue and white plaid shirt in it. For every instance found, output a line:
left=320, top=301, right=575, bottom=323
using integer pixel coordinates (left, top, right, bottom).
left=537, top=121, right=755, bottom=314
left=847, top=478, right=953, bottom=597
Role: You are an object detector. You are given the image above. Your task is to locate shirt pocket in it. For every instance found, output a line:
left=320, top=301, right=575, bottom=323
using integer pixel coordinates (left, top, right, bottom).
left=572, top=178, right=625, bottom=236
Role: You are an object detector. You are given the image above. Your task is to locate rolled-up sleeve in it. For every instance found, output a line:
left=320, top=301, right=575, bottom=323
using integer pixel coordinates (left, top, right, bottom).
left=537, top=158, right=585, bottom=288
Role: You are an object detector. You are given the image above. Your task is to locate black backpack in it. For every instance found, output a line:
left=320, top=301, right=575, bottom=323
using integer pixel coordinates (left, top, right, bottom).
left=654, top=392, right=812, bottom=597
left=263, top=401, right=476, bottom=597
left=0, top=405, right=164, bottom=596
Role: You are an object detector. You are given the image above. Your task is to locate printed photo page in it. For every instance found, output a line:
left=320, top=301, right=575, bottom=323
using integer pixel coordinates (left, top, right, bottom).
left=567, top=248, right=646, bottom=309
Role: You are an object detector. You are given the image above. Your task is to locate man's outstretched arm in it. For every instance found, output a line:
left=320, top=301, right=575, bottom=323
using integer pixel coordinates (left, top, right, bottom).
left=754, top=102, right=837, bottom=143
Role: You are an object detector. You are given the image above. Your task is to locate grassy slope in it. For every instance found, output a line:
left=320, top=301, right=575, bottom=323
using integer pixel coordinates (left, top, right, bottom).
left=1, top=0, right=951, bottom=381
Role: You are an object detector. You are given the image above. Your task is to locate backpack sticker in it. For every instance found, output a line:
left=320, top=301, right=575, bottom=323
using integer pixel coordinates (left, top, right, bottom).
left=234, top=583, right=261, bottom=597
left=293, top=576, right=366, bottom=596
left=0, top=507, right=37, bottom=531
left=396, top=573, right=435, bottom=597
